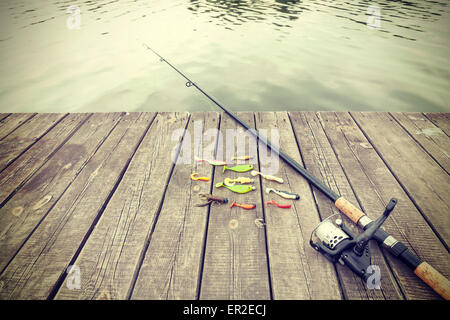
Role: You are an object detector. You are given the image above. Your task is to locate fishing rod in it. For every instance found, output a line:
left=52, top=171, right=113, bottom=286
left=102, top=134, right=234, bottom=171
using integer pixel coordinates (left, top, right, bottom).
left=143, top=43, right=450, bottom=300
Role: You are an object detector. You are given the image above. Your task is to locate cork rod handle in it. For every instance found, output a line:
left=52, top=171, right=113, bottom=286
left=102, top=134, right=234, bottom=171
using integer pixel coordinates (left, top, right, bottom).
left=334, top=196, right=450, bottom=300
left=334, top=197, right=365, bottom=224
left=414, top=262, right=450, bottom=300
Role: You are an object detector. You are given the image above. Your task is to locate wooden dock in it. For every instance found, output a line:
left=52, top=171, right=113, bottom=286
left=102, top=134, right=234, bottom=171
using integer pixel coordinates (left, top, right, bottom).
left=0, top=111, right=448, bottom=300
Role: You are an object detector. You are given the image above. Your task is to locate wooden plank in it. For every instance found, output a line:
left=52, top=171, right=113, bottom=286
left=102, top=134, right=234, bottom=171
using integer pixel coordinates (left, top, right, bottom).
left=0, top=113, right=67, bottom=171
left=199, top=112, right=271, bottom=300
left=130, top=112, right=220, bottom=299
left=0, top=112, right=156, bottom=299
left=289, top=112, right=403, bottom=300
left=391, top=112, right=450, bottom=173
left=423, top=113, right=450, bottom=136
left=0, top=113, right=36, bottom=140
left=255, top=112, right=341, bottom=299
left=53, top=112, right=190, bottom=300
left=0, top=112, right=124, bottom=273
left=318, top=112, right=448, bottom=299
left=0, top=113, right=90, bottom=205
left=351, top=112, right=450, bottom=248
left=0, top=114, right=10, bottom=123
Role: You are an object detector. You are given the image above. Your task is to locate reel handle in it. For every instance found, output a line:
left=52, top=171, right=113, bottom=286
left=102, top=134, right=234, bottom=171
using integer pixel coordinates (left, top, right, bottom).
left=353, top=198, right=397, bottom=256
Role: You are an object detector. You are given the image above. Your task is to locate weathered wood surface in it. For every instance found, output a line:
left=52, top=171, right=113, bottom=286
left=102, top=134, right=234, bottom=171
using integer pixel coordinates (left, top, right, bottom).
left=0, top=112, right=448, bottom=300
left=255, top=112, right=341, bottom=299
left=0, top=114, right=35, bottom=141
left=199, top=112, right=271, bottom=300
left=289, top=112, right=402, bottom=300
left=391, top=112, right=450, bottom=174
left=131, top=112, right=218, bottom=300
left=351, top=112, right=450, bottom=248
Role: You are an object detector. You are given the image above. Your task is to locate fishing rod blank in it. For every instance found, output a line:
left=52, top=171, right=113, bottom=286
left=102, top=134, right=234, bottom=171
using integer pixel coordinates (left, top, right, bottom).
left=143, top=43, right=450, bottom=299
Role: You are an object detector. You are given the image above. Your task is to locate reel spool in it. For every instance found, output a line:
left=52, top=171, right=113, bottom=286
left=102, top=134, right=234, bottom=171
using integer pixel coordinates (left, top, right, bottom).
left=310, top=199, right=398, bottom=281
left=311, top=214, right=349, bottom=250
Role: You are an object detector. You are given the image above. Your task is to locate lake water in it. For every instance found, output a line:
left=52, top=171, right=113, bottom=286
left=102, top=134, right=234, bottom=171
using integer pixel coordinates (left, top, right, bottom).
left=0, top=0, right=449, bottom=113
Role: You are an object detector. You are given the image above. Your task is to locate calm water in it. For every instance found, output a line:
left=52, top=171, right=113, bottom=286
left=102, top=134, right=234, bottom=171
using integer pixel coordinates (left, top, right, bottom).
left=0, top=0, right=449, bottom=113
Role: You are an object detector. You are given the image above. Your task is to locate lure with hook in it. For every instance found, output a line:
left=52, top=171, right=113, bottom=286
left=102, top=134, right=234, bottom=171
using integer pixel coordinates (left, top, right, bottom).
left=195, top=156, right=227, bottom=166
left=232, top=155, right=252, bottom=161
left=266, top=187, right=300, bottom=200
left=223, top=164, right=253, bottom=173
left=230, top=202, right=256, bottom=210
left=195, top=193, right=228, bottom=207
left=216, top=182, right=255, bottom=194
left=190, top=172, right=209, bottom=181
left=266, top=200, right=291, bottom=209
left=224, top=177, right=253, bottom=186
left=250, top=170, right=284, bottom=183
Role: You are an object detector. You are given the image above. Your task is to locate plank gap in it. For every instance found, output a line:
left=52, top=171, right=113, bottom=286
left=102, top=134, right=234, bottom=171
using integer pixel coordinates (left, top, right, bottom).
left=0, top=114, right=93, bottom=211
left=390, top=112, right=448, bottom=174
left=0, top=114, right=37, bottom=141
left=0, top=114, right=69, bottom=175
left=126, top=113, right=192, bottom=299
left=196, top=113, right=222, bottom=300
left=317, top=112, right=406, bottom=300
left=46, top=112, right=157, bottom=299
left=349, top=112, right=449, bottom=253
left=253, top=112, right=274, bottom=300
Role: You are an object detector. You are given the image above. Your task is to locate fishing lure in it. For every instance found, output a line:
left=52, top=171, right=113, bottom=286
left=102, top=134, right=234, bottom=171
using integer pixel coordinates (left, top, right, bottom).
left=195, top=193, right=228, bottom=207
left=265, top=187, right=300, bottom=200
left=195, top=156, right=227, bottom=166
left=216, top=182, right=255, bottom=193
left=224, top=177, right=254, bottom=186
left=232, top=155, right=252, bottom=161
left=250, top=170, right=284, bottom=183
left=230, top=202, right=256, bottom=210
left=265, top=200, right=291, bottom=209
left=222, top=164, right=254, bottom=173
left=190, top=173, right=210, bottom=181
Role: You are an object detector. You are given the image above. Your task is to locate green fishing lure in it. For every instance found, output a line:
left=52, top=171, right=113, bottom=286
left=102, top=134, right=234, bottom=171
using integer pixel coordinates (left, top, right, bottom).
left=222, top=164, right=254, bottom=173
left=215, top=182, right=255, bottom=193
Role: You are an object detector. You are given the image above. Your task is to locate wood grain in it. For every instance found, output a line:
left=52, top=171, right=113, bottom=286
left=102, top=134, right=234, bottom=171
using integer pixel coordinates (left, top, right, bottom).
left=0, top=113, right=89, bottom=205
left=351, top=112, right=450, bottom=248
left=289, top=111, right=402, bottom=300
left=0, top=111, right=447, bottom=300
left=424, top=113, right=450, bottom=136
left=0, top=114, right=11, bottom=123
left=0, top=114, right=36, bottom=141
left=319, top=111, right=448, bottom=299
left=255, top=111, right=341, bottom=299
left=54, top=112, right=190, bottom=300
left=0, top=112, right=153, bottom=299
left=391, top=112, right=450, bottom=173
left=199, top=112, right=271, bottom=300
left=131, top=112, right=220, bottom=299
left=0, top=113, right=123, bottom=272
left=0, top=113, right=66, bottom=171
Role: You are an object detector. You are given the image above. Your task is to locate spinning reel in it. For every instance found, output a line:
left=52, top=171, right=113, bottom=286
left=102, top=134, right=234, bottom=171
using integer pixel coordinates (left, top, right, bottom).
left=310, top=198, right=397, bottom=281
